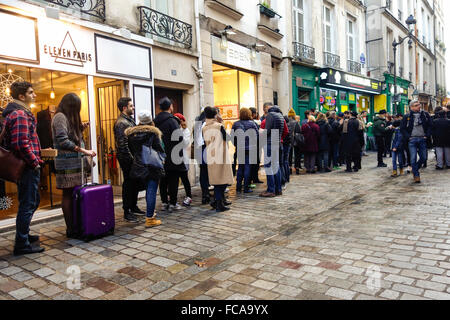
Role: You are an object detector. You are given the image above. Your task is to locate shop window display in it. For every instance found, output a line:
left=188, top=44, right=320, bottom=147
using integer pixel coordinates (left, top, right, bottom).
left=0, top=63, right=89, bottom=220
left=213, top=64, right=257, bottom=130
left=319, top=88, right=338, bottom=113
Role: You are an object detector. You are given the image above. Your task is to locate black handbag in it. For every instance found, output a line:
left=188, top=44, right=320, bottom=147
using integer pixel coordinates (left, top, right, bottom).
left=293, top=132, right=305, bottom=148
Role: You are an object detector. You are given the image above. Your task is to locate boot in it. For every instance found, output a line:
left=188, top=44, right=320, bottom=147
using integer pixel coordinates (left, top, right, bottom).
left=296, top=168, right=300, bottom=175
left=145, top=217, right=162, bottom=228
left=216, top=199, right=230, bottom=212
left=414, top=176, right=421, bottom=184
left=399, top=168, right=404, bottom=175
left=202, top=193, right=211, bottom=205
left=210, top=200, right=217, bottom=209
left=391, top=170, right=398, bottom=177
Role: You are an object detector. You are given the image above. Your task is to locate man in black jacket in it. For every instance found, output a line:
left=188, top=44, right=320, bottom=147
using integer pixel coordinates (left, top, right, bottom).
left=400, top=101, right=432, bottom=183
left=154, top=97, right=186, bottom=212
left=432, top=107, right=450, bottom=170
left=114, top=97, right=144, bottom=222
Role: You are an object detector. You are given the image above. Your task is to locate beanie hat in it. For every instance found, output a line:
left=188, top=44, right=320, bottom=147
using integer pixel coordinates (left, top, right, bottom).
left=138, top=111, right=153, bottom=125
left=379, top=110, right=387, bottom=115
left=288, top=108, right=296, bottom=117
left=173, top=113, right=186, bottom=122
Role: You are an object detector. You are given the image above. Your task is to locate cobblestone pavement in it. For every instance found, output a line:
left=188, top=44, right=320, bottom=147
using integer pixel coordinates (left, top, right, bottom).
left=1, top=152, right=449, bottom=300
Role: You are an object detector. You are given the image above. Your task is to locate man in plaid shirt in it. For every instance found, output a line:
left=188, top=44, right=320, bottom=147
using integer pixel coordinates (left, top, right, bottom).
left=2, top=81, right=45, bottom=256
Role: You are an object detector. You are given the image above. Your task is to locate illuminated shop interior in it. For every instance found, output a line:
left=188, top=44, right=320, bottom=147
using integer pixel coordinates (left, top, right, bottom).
left=0, top=63, right=124, bottom=220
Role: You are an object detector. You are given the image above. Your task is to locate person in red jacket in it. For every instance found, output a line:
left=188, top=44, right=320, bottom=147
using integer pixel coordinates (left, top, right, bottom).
left=300, top=115, right=320, bottom=173
left=1, top=81, right=45, bottom=256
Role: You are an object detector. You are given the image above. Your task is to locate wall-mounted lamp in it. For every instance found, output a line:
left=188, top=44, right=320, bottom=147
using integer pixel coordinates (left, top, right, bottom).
left=218, top=25, right=236, bottom=49
left=249, top=43, right=264, bottom=59
left=50, top=71, right=55, bottom=100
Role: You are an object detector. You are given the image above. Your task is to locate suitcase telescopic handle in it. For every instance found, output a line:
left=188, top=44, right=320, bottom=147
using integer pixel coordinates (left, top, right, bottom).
left=81, top=153, right=94, bottom=187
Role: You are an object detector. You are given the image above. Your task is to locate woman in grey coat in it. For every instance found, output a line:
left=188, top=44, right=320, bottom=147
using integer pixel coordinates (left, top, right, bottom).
left=52, top=93, right=96, bottom=238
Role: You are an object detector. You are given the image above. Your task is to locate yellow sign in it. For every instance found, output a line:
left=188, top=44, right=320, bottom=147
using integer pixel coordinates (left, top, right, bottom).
left=349, top=94, right=356, bottom=102
left=372, top=82, right=379, bottom=90
left=374, top=94, right=387, bottom=113
left=340, top=105, right=348, bottom=112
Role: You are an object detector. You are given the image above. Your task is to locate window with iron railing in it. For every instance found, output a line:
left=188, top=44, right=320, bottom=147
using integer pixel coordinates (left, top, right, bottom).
left=138, top=6, right=192, bottom=48
left=293, top=42, right=315, bottom=62
left=347, top=60, right=361, bottom=74
left=324, top=52, right=340, bottom=69
left=39, top=0, right=105, bottom=20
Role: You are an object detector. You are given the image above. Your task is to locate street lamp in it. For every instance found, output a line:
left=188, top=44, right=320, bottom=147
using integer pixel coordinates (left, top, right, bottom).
left=392, top=15, right=416, bottom=114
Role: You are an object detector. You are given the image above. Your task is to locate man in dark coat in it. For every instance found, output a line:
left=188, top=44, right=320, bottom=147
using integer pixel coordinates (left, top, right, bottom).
left=114, top=97, right=143, bottom=222
left=327, top=112, right=341, bottom=169
left=431, top=107, right=450, bottom=170
left=260, top=104, right=285, bottom=197
left=154, top=97, right=186, bottom=211
left=373, top=110, right=391, bottom=167
left=340, top=112, right=364, bottom=172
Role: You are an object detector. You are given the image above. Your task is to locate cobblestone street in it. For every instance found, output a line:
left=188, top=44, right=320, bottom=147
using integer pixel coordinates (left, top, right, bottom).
left=0, top=152, right=449, bottom=300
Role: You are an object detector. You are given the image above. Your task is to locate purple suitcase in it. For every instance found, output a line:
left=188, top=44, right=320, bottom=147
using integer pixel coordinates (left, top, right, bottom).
left=73, top=183, right=115, bottom=242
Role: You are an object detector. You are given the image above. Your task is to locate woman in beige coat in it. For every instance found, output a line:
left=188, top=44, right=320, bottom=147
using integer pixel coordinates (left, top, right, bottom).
left=202, top=107, right=234, bottom=212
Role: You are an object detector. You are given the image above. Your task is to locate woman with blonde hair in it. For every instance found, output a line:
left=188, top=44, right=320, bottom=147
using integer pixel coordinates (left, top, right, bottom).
left=300, top=115, right=320, bottom=173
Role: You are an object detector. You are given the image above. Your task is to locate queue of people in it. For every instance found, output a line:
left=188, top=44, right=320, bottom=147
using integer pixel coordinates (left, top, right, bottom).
left=1, top=80, right=449, bottom=256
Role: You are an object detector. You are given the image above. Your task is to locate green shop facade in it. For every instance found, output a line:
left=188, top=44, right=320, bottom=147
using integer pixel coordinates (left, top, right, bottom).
left=292, top=66, right=383, bottom=124
left=381, top=73, right=411, bottom=115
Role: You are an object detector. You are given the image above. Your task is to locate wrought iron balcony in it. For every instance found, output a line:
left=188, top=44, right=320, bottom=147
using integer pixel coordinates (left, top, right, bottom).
left=43, top=0, right=105, bottom=20
left=347, top=60, right=361, bottom=74
left=324, top=52, right=340, bottom=69
left=293, top=42, right=315, bottom=63
left=138, top=6, right=192, bottom=48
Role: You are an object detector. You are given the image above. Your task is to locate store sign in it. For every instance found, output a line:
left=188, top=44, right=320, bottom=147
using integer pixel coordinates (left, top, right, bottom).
left=320, top=68, right=382, bottom=95
left=43, top=31, right=93, bottom=67
left=211, top=36, right=262, bottom=73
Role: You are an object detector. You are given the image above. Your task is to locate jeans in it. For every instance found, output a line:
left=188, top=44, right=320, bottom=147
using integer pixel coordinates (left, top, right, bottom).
left=375, top=136, right=385, bottom=164
left=435, top=147, right=450, bottom=168
left=264, top=144, right=282, bottom=194
left=236, top=152, right=251, bottom=192
left=409, top=137, right=427, bottom=177
left=282, top=145, right=291, bottom=183
left=16, top=167, right=40, bottom=246
left=214, top=184, right=227, bottom=201
left=318, top=151, right=329, bottom=170
left=0, top=179, right=5, bottom=198
left=146, top=179, right=158, bottom=218
left=179, top=171, right=192, bottom=198
left=392, top=151, right=404, bottom=171
left=118, top=159, right=139, bottom=211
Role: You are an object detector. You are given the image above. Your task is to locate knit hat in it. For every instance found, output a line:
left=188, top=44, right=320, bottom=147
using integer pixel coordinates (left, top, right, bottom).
left=174, top=113, right=186, bottom=122
left=138, top=111, right=153, bottom=125
left=288, top=108, right=296, bottom=117
left=379, top=110, right=387, bottom=115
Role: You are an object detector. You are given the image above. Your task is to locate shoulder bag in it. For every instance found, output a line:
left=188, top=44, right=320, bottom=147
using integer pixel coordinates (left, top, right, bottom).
left=0, top=124, right=26, bottom=183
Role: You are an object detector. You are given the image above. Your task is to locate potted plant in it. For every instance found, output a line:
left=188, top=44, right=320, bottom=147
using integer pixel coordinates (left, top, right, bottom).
left=259, top=1, right=276, bottom=18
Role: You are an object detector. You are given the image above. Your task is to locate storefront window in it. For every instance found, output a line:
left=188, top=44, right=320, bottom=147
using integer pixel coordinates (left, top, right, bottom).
left=213, top=64, right=257, bottom=130
left=319, top=87, right=337, bottom=112
left=357, top=94, right=371, bottom=114
left=0, top=63, right=89, bottom=220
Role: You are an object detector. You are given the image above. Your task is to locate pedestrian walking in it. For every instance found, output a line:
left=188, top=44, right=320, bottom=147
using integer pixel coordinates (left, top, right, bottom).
left=154, top=97, right=186, bottom=212
left=1, top=82, right=45, bottom=255
left=316, top=113, right=332, bottom=172
left=401, top=101, right=432, bottom=183
left=373, top=110, right=391, bottom=167
left=431, top=107, right=450, bottom=170
left=174, top=113, right=193, bottom=207
left=202, top=107, right=234, bottom=212
left=390, top=120, right=405, bottom=177
left=340, top=111, right=364, bottom=172
left=301, top=115, right=320, bottom=174
left=232, top=108, right=258, bottom=193
left=114, top=97, right=143, bottom=223
left=259, top=104, right=285, bottom=197
left=52, top=93, right=96, bottom=238
left=287, top=109, right=301, bottom=174
left=126, top=111, right=164, bottom=228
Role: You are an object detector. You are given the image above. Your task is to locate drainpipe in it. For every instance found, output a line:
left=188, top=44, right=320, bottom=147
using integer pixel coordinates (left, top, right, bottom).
left=194, top=0, right=205, bottom=112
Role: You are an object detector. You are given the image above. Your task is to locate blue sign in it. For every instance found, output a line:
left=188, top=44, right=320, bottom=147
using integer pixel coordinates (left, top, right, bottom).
left=360, top=53, right=366, bottom=65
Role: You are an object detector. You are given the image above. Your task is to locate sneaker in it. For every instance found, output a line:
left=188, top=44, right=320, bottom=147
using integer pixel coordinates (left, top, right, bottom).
left=161, top=203, right=169, bottom=211
left=377, top=163, right=388, bottom=168
left=145, top=217, right=162, bottom=228
left=243, top=189, right=253, bottom=194
left=131, top=207, right=145, bottom=216
left=183, top=197, right=192, bottom=207
left=282, top=184, right=287, bottom=190
left=249, top=184, right=256, bottom=189
left=124, top=212, right=139, bottom=223
left=170, top=203, right=183, bottom=211
left=259, top=192, right=275, bottom=198
left=435, top=166, right=444, bottom=170
left=13, top=244, right=45, bottom=256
